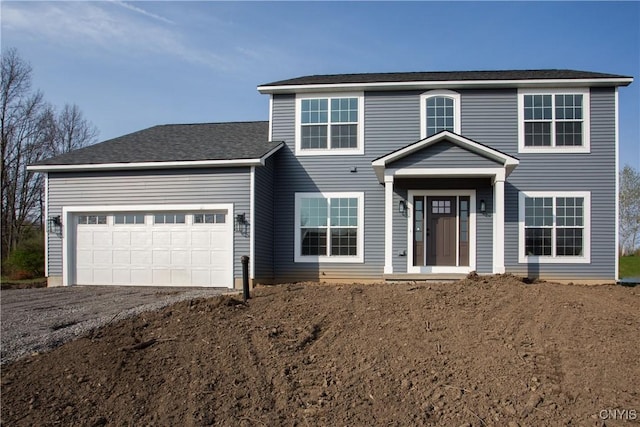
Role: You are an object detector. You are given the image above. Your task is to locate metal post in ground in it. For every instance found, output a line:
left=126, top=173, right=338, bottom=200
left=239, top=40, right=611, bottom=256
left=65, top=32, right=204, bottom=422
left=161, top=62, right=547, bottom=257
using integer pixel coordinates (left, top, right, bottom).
left=241, top=255, right=250, bottom=302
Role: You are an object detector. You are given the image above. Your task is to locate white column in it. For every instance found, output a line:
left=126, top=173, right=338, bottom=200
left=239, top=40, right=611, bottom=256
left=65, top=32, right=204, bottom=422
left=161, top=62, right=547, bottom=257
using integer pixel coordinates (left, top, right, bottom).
left=384, top=175, right=394, bottom=274
left=493, top=177, right=506, bottom=274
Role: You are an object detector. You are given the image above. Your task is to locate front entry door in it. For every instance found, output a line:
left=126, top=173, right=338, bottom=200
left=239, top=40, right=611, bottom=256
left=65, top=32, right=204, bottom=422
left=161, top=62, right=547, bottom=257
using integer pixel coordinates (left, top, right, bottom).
left=426, top=197, right=457, bottom=266
left=411, top=194, right=472, bottom=270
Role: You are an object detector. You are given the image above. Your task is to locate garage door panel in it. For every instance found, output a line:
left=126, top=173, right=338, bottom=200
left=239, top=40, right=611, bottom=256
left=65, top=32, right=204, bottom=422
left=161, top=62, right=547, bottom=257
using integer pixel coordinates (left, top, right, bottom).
left=93, top=231, right=112, bottom=246
left=113, top=250, right=130, bottom=264
left=131, top=268, right=152, bottom=285
left=77, top=231, right=93, bottom=247
left=152, top=231, right=171, bottom=245
left=152, top=269, right=170, bottom=285
left=171, top=269, right=188, bottom=284
left=113, top=231, right=130, bottom=246
left=76, top=250, right=93, bottom=264
left=191, top=232, right=210, bottom=246
left=171, top=250, right=188, bottom=265
left=93, top=250, right=113, bottom=264
left=191, top=250, right=209, bottom=265
left=152, top=249, right=170, bottom=265
left=131, top=231, right=151, bottom=245
left=76, top=268, right=92, bottom=284
left=171, top=231, right=188, bottom=246
left=131, top=250, right=151, bottom=264
left=191, top=269, right=210, bottom=286
left=74, top=210, right=232, bottom=287
left=92, top=268, right=112, bottom=284
left=113, top=268, right=130, bottom=284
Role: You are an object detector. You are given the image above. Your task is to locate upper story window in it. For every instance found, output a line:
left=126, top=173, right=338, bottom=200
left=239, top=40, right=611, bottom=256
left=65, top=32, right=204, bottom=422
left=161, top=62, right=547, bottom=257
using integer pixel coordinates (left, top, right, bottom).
left=295, top=93, right=364, bottom=156
left=420, top=90, right=461, bottom=139
left=518, top=88, right=590, bottom=153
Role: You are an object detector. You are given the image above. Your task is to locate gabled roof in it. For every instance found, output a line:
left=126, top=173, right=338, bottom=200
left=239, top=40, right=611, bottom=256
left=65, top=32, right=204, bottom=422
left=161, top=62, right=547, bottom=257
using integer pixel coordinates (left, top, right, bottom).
left=258, top=69, right=633, bottom=94
left=29, top=121, right=283, bottom=172
left=371, top=131, right=519, bottom=182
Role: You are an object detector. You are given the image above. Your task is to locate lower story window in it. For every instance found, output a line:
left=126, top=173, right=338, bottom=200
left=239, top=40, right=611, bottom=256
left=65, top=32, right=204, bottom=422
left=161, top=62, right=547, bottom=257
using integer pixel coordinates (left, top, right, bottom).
left=295, top=192, right=364, bottom=263
left=519, top=191, right=590, bottom=263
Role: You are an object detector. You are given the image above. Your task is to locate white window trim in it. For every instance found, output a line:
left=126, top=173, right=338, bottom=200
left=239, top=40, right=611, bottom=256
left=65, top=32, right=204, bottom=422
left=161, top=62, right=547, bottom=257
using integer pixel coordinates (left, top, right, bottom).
left=294, top=192, right=364, bottom=263
left=518, top=191, right=591, bottom=264
left=517, top=88, right=590, bottom=153
left=406, top=190, right=476, bottom=274
left=295, top=92, right=365, bottom=156
left=420, top=89, right=461, bottom=139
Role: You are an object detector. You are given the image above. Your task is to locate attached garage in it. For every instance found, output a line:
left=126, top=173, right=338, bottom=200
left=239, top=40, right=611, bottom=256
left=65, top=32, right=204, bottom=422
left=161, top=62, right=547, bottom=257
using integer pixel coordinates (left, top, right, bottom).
left=29, top=121, right=282, bottom=289
left=71, top=206, right=233, bottom=287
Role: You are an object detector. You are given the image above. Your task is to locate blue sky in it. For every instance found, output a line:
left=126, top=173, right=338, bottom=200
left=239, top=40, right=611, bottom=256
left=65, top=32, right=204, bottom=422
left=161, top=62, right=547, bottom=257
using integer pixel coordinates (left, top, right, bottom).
left=2, top=1, right=639, bottom=169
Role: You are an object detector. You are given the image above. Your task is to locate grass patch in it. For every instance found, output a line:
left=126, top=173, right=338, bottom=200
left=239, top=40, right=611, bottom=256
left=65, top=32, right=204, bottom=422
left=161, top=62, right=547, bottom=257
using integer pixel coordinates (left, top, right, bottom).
left=619, top=256, right=640, bottom=278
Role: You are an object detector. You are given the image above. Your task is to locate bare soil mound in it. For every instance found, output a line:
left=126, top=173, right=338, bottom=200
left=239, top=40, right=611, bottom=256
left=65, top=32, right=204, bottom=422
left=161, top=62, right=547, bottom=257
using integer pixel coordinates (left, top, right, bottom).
left=2, top=275, right=639, bottom=426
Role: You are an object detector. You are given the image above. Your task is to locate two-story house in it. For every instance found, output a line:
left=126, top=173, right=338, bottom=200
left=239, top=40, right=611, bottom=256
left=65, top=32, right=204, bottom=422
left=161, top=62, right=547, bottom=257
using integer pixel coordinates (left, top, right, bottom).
left=29, top=70, right=633, bottom=288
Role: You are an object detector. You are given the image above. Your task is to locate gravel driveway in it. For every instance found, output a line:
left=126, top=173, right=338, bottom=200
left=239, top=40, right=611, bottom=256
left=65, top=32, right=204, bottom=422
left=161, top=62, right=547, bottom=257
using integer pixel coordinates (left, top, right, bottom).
left=1, top=286, right=231, bottom=365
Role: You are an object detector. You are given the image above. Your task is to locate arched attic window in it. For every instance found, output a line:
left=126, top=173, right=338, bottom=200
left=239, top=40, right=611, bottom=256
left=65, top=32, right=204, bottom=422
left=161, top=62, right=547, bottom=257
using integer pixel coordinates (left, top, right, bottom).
left=420, top=90, right=461, bottom=139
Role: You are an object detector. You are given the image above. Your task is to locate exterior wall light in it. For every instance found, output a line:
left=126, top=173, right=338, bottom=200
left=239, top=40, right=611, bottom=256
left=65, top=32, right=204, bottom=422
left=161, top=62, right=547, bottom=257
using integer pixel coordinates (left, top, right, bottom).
left=480, top=199, right=486, bottom=214
left=47, top=215, right=62, bottom=235
left=235, top=213, right=248, bottom=234
left=399, top=200, right=407, bottom=215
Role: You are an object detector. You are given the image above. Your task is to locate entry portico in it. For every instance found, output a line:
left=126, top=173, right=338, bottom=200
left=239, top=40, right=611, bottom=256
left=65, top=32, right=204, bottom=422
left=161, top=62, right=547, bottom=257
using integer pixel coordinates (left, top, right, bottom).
left=372, top=131, right=519, bottom=277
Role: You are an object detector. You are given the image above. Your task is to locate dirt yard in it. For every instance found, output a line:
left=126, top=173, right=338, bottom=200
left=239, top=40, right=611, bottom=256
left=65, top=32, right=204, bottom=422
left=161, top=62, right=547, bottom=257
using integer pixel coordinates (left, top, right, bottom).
left=2, top=274, right=639, bottom=426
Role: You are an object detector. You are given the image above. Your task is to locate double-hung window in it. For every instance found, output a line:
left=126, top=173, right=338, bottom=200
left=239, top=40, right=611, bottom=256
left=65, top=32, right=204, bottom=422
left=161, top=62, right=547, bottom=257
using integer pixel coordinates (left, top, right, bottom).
left=296, top=93, right=364, bottom=155
left=294, top=192, right=364, bottom=263
left=420, top=90, right=461, bottom=139
left=519, top=191, right=590, bottom=263
left=518, top=88, right=590, bottom=153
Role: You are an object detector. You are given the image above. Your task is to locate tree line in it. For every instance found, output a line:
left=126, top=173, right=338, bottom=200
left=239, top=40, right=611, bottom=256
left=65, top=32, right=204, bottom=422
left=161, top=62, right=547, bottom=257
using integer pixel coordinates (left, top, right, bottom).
left=1, top=48, right=98, bottom=265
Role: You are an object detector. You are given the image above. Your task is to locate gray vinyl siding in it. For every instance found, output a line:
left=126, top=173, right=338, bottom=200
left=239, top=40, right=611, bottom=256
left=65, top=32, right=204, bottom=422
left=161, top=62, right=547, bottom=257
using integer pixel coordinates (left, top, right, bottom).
left=254, top=156, right=275, bottom=281
left=46, top=168, right=251, bottom=280
left=387, top=141, right=502, bottom=171
left=271, top=95, right=386, bottom=281
left=461, top=87, right=617, bottom=280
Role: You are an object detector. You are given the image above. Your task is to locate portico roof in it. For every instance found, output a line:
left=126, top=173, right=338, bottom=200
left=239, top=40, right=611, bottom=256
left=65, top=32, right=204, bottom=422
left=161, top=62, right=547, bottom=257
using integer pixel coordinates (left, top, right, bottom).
left=371, top=131, right=519, bottom=183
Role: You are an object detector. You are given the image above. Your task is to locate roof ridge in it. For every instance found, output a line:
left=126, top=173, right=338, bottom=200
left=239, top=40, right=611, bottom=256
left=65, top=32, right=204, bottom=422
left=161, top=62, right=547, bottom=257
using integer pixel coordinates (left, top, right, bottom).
left=155, top=120, right=269, bottom=127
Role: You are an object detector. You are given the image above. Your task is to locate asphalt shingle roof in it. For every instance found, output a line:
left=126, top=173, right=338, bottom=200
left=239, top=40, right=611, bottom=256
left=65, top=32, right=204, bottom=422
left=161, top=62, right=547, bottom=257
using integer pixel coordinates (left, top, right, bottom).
left=34, top=121, right=277, bottom=166
left=261, top=69, right=632, bottom=87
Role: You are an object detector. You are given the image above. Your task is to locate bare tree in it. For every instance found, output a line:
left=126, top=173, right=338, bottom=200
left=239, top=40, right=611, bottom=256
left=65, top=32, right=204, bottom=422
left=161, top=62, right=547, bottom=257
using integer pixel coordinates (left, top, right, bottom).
left=53, top=104, right=98, bottom=156
left=619, top=164, right=640, bottom=255
left=1, top=48, right=51, bottom=257
left=1, top=48, right=98, bottom=260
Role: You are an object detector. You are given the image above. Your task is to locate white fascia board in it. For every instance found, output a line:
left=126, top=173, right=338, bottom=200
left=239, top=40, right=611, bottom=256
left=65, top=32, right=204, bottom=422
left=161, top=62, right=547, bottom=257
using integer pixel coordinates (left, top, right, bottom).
left=259, top=142, right=285, bottom=164
left=257, top=77, right=633, bottom=94
left=27, top=144, right=284, bottom=172
left=391, top=167, right=506, bottom=180
left=28, top=158, right=263, bottom=172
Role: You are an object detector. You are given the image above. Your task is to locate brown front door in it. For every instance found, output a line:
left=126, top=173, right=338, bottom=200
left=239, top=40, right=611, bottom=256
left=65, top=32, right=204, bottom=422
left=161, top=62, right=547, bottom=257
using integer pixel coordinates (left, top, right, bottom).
left=426, top=196, right=457, bottom=266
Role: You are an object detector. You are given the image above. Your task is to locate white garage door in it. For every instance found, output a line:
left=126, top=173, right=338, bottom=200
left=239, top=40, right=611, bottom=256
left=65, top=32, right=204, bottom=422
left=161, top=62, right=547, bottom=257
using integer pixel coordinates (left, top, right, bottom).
left=74, top=210, right=233, bottom=287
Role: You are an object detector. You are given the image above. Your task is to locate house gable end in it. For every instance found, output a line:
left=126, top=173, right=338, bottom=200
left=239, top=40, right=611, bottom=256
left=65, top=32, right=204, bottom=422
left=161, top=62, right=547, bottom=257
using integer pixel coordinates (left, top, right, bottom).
left=385, top=140, right=503, bottom=171
left=371, top=131, right=519, bottom=182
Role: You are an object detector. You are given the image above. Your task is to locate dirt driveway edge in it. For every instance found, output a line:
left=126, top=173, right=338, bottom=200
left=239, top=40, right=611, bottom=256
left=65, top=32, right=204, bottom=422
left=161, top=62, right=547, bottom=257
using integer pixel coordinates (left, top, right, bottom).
left=1, top=286, right=231, bottom=365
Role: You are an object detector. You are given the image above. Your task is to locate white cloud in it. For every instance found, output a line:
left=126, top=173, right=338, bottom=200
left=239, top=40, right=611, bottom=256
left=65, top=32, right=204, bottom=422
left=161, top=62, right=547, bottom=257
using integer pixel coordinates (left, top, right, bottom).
left=111, top=1, right=175, bottom=25
left=1, top=2, right=232, bottom=71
